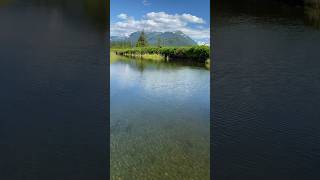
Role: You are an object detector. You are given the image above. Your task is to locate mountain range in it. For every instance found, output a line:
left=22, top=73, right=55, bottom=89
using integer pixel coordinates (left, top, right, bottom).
left=111, top=31, right=197, bottom=46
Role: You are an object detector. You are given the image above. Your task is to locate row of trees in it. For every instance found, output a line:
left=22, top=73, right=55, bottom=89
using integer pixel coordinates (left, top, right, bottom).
left=110, top=41, right=134, bottom=48
left=114, top=45, right=210, bottom=62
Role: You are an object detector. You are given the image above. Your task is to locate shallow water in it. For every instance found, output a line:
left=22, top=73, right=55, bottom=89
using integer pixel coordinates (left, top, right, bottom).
left=110, top=55, right=210, bottom=179
left=213, top=0, right=320, bottom=179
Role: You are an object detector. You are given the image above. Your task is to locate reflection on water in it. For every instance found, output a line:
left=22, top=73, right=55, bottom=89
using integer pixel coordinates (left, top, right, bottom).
left=305, top=0, right=320, bottom=28
left=213, top=0, right=320, bottom=179
left=0, top=0, right=14, bottom=5
left=0, top=0, right=106, bottom=29
left=110, top=54, right=210, bottom=179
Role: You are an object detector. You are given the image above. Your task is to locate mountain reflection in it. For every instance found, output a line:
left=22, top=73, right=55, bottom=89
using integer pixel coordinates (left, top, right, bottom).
left=214, top=0, right=320, bottom=29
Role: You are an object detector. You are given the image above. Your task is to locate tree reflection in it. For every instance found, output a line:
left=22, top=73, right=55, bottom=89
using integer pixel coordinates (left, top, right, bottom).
left=0, top=0, right=14, bottom=6
left=305, top=0, right=320, bottom=29
left=0, top=0, right=106, bottom=28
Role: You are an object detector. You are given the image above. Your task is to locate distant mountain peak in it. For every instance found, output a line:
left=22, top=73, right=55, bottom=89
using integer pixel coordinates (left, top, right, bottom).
left=173, top=30, right=183, bottom=34
left=111, top=31, right=197, bottom=46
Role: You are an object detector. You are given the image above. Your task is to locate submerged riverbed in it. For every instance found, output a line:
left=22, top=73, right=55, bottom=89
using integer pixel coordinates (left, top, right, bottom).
left=110, top=54, right=210, bottom=179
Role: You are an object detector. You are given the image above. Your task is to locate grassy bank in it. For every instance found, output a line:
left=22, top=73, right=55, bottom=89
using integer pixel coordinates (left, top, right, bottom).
left=111, top=51, right=163, bottom=61
left=112, top=46, right=210, bottom=63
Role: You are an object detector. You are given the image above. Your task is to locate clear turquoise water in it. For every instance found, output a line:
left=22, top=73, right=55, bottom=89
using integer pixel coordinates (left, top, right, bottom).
left=110, top=55, right=210, bottom=179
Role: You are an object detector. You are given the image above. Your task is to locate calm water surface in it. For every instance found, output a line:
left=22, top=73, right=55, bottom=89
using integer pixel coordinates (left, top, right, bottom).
left=213, top=0, right=320, bottom=179
left=0, top=1, right=107, bottom=179
left=110, top=54, right=210, bottom=179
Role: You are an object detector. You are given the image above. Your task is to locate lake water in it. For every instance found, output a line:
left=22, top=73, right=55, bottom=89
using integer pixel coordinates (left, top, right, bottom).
left=213, top=0, right=320, bottom=179
left=0, top=0, right=107, bottom=179
left=110, top=54, right=210, bottom=179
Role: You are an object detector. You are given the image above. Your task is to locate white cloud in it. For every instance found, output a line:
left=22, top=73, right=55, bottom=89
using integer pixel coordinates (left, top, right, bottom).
left=111, top=12, right=210, bottom=43
left=142, top=0, right=151, bottom=6
left=181, top=13, right=205, bottom=24
left=197, top=41, right=210, bottom=46
left=117, top=13, right=128, bottom=20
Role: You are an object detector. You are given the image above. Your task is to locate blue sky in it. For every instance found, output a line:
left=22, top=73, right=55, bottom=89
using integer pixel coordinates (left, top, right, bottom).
left=110, top=0, right=210, bottom=44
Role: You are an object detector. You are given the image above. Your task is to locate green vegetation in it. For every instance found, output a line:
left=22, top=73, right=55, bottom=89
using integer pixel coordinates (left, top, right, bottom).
left=136, top=31, right=148, bottom=47
left=111, top=51, right=163, bottom=61
left=111, top=31, right=210, bottom=63
left=110, top=40, right=134, bottom=48
left=112, top=46, right=210, bottom=63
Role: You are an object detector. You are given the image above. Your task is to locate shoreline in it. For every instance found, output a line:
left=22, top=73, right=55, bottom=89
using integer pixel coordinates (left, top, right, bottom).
left=111, top=46, right=210, bottom=63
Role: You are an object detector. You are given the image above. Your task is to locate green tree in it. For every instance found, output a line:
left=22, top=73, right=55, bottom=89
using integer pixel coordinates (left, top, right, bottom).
left=157, top=37, right=162, bottom=47
left=136, top=31, right=148, bottom=47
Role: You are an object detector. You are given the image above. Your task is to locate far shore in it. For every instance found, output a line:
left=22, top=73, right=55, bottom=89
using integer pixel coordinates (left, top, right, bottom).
left=111, top=46, right=210, bottom=63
